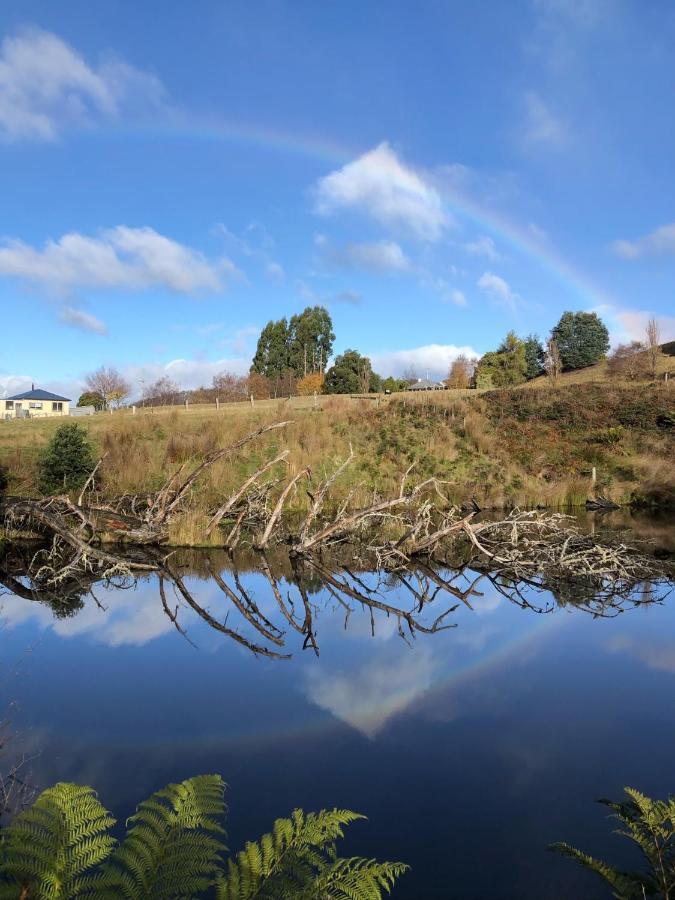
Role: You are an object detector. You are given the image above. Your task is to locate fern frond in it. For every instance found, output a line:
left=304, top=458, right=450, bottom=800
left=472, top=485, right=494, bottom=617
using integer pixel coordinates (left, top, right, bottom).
left=312, top=857, right=410, bottom=899
left=91, top=774, right=226, bottom=899
left=0, top=783, right=115, bottom=899
left=550, top=842, right=656, bottom=899
left=216, top=808, right=402, bottom=900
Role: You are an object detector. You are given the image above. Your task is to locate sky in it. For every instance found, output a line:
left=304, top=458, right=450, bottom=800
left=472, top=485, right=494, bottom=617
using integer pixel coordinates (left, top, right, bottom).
left=0, top=0, right=673, bottom=398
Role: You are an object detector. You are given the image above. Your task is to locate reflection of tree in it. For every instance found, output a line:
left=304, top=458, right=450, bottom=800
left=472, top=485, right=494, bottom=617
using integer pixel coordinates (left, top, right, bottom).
left=0, top=541, right=671, bottom=659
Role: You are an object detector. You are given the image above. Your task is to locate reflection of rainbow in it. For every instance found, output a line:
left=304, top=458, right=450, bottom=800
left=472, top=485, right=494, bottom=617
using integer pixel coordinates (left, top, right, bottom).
left=99, top=117, right=612, bottom=310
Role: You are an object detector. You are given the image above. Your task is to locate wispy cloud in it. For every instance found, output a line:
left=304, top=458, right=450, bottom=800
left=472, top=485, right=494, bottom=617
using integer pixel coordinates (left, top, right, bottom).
left=319, top=237, right=412, bottom=273
left=477, top=271, right=521, bottom=310
left=612, top=223, right=675, bottom=260
left=463, top=235, right=502, bottom=261
left=0, top=27, right=166, bottom=141
left=521, top=90, right=567, bottom=148
left=59, top=306, right=108, bottom=335
left=314, top=141, right=450, bottom=241
left=0, top=226, right=238, bottom=293
left=297, top=280, right=363, bottom=308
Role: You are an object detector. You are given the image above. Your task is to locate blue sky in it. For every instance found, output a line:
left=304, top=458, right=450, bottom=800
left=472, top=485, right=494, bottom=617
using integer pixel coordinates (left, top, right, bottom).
left=0, top=0, right=673, bottom=397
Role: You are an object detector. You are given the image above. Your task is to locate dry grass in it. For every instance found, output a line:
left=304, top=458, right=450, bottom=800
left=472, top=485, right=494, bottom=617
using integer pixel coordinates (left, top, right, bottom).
left=0, top=378, right=672, bottom=546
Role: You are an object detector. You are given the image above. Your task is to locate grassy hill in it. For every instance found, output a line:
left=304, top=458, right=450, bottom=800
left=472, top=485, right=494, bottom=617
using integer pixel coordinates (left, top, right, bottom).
left=1, top=372, right=672, bottom=545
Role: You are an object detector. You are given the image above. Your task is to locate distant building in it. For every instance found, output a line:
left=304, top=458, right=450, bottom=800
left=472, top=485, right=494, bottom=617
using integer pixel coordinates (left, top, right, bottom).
left=1, top=387, right=71, bottom=419
left=407, top=378, right=445, bottom=391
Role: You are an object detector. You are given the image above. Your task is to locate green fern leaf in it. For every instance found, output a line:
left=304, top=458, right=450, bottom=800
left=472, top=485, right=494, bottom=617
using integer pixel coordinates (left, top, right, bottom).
left=0, top=783, right=115, bottom=899
left=91, top=774, right=226, bottom=899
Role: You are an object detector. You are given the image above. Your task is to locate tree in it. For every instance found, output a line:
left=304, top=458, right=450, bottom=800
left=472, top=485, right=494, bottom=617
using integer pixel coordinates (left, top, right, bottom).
left=296, top=372, right=325, bottom=395
left=369, top=371, right=383, bottom=393
left=550, top=311, right=610, bottom=371
left=142, top=376, right=180, bottom=406
left=288, top=306, right=335, bottom=377
left=37, top=423, right=96, bottom=494
left=446, top=354, right=474, bottom=389
left=77, top=391, right=105, bottom=411
left=402, top=365, right=419, bottom=386
left=544, top=338, right=562, bottom=386
left=251, top=318, right=290, bottom=388
left=245, top=372, right=271, bottom=400
left=0, top=774, right=407, bottom=899
left=645, top=316, right=661, bottom=380
left=474, top=332, right=528, bottom=388
left=85, top=366, right=131, bottom=409
left=323, top=349, right=373, bottom=395
left=381, top=376, right=408, bottom=393
left=212, top=371, right=247, bottom=403
left=523, top=334, right=545, bottom=380
left=607, top=341, right=650, bottom=381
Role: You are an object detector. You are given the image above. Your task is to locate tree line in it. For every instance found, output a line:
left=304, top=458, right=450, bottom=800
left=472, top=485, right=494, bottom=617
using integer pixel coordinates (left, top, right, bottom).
left=75, top=306, right=665, bottom=409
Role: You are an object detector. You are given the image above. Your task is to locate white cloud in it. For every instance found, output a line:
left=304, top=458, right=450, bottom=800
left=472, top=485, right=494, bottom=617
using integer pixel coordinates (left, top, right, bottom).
left=0, top=226, right=237, bottom=293
left=477, top=271, right=520, bottom=310
left=418, top=272, right=468, bottom=307
left=265, top=260, right=285, bottom=280
left=451, top=289, right=467, bottom=307
left=522, top=90, right=567, bottom=147
left=325, top=239, right=412, bottom=273
left=370, top=343, right=479, bottom=379
left=314, top=142, right=449, bottom=241
left=0, top=27, right=165, bottom=141
left=463, top=235, right=502, bottom=261
left=125, top=355, right=251, bottom=395
left=59, top=306, right=108, bottom=335
left=304, top=646, right=438, bottom=738
left=612, top=224, right=675, bottom=260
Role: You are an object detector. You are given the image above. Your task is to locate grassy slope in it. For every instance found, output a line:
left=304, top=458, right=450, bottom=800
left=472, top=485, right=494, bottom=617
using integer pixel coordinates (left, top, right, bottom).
left=0, top=365, right=673, bottom=545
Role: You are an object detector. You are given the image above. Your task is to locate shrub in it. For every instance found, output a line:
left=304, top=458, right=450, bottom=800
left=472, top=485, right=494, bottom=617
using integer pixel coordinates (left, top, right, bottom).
left=37, top=423, right=96, bottom=495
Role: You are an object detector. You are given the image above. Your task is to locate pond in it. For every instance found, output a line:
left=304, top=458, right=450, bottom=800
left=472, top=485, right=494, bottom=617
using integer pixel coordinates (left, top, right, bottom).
left=0, top=510, right=673, bottom=899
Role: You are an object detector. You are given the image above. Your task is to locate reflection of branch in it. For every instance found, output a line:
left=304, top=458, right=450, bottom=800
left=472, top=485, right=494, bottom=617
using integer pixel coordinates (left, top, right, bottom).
left=162, top=563, right=291, bottom=660
left=206, top=558, right=285, bottom=646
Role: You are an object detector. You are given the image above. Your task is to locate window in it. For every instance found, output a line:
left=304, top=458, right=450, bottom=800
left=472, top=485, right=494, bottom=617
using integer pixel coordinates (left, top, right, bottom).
left=52, top=402, right=63, bottom=412
left=29, top=401, right=43, bottom=410
left=5, top=401, right=13, bottom=410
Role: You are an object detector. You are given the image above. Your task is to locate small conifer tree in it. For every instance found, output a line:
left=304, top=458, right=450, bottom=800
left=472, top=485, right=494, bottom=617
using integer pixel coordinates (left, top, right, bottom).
left=37, top=423, right=96, bottom=495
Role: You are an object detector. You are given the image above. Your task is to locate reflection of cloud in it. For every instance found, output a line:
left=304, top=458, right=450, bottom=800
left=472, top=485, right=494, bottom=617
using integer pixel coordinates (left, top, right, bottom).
left=304, top=645, right=437, bottom=739
left=608, top=634, right=675, bottom=674
left=0, top=585, right=173, bottom=647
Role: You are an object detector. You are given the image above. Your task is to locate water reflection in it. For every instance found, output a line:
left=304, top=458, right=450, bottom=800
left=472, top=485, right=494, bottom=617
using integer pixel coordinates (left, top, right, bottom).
left=0, top=542, right=670, bottom=658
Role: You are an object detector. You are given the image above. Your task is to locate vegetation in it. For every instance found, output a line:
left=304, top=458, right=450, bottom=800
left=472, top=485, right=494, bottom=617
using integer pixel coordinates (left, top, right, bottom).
left=36, top=423, right=96, bottom=495
left=251, top=305, right=335, bottom=387
left=551, top=786, right=675, bottom=899
left=324, top=349, right=373, bottom=394
left=76, top=392, right=105, bottom=411
left=0, top=775, right=407, bottom=899
left=84, top=367, right=131, bottom=410
left=551, top=311, right=610, bottom=371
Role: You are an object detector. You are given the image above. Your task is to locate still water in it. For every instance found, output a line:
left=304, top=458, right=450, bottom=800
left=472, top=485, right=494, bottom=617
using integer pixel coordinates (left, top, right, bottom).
left=0, top=513, right=673, bottom=899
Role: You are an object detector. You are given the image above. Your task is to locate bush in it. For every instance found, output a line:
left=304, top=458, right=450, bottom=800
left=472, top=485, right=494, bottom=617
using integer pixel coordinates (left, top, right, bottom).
left=37, top=423, right=96, bottom=495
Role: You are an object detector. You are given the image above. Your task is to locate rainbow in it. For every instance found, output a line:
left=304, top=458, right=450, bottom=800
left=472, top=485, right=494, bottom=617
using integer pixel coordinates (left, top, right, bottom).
left=95, top=115, right=614, bottom=312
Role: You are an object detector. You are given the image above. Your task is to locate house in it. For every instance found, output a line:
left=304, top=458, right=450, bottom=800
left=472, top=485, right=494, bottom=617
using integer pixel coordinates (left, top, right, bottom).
left=1, top=387, right=71, bottom=419
left=407, top=378, right=445, bottom=391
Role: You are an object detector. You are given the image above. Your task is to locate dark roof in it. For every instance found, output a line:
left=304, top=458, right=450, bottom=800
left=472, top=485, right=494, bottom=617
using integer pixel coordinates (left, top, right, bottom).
left=6, top=389, right=71, bottom=402
left=408, top=379, right=444, bottom=390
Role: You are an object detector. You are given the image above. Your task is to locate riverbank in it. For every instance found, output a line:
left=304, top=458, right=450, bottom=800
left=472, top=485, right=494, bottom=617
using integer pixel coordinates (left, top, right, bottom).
left=0, top=381, right=672, bottom=546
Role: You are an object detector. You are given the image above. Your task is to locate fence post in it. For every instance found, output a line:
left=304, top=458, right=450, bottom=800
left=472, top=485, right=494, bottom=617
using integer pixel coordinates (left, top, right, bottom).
left=216, top=397, right=220, bottom=411
left=184, top=398, right=189, bottom=411
left=591, top=466, right=597, bottom=487
left=132, top=405, right=136, bottom=416
left=250, top=394, right=254, bottom=407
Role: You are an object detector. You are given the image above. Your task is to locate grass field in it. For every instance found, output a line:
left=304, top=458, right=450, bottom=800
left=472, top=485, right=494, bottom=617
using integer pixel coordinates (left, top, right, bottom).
left=1, top=363, right=673, bottom=545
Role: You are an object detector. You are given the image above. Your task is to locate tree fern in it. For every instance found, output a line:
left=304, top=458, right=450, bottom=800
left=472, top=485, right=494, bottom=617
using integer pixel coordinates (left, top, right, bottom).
left=551, top=786, right=675, bottom=899
left=0, top=783, right=115, bottom=899
left=93, top=774, right=227, bottom=899
left=216, top=808, right=408, bottom=900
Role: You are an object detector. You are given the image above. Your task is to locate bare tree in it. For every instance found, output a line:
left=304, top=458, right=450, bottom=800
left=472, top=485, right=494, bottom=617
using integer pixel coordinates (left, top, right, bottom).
left=402, top=365, right=419, bottom=385
left=85, top=366, right=131, bottom=409
left=143, top=376, right=180, bottom=406
left=645, top=316, right=661, bottom=380
left=607, top=341, right=649, bottom=381
left=544, top=338, right=562, bottom=386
